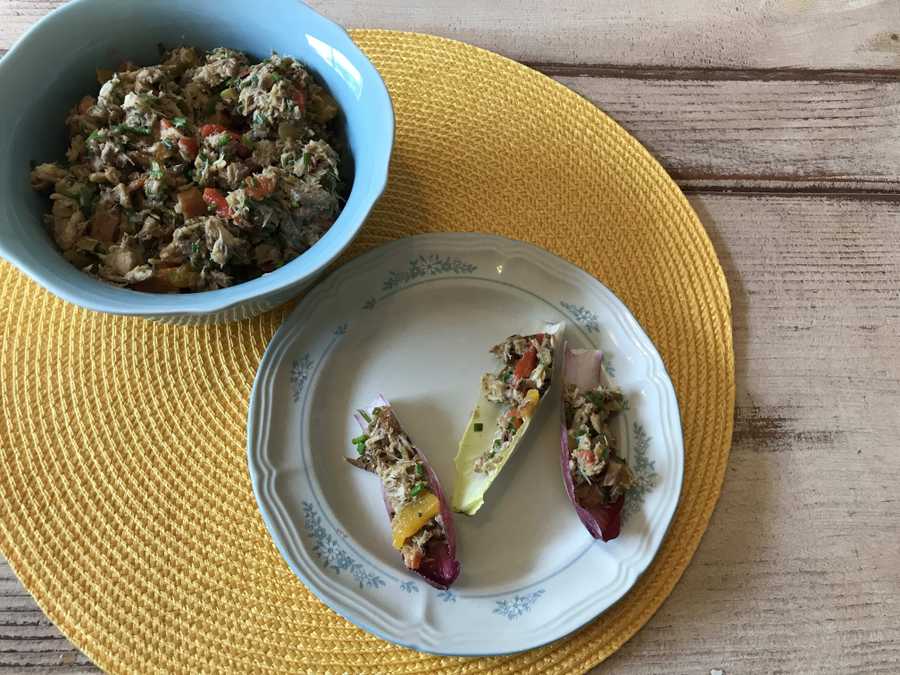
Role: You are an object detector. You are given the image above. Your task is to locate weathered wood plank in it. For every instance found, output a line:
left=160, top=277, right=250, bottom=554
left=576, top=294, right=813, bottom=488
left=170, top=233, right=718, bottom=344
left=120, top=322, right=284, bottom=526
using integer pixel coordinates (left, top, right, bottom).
left=560, top=75, right=900, bottom=192
left=3, top=0, right=900, bottom=70
left=0, top=559, right=96, bottom=672
left=2, top=193, right=899, bottom=673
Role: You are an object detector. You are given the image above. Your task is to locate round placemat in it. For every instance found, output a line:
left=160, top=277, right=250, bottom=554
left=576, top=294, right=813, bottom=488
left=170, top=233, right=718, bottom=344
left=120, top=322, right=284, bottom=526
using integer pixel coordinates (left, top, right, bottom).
left=0, top=31, right=734, bottom=673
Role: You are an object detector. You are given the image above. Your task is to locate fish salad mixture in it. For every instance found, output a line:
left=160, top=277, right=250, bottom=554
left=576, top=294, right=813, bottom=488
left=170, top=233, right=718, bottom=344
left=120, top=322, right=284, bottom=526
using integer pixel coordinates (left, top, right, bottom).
left=349, top=406, right=450, bottom=571
left=474, top=332, right=555, bottom=473
left=564, top=383, right=634, bottom=509
left=30, top=47, right=344, bottom=292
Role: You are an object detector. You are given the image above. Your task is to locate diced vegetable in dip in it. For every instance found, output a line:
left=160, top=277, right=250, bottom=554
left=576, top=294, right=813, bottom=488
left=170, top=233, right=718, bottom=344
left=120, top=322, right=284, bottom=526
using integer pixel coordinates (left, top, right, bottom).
left=30, top=47, right=344, bottom=292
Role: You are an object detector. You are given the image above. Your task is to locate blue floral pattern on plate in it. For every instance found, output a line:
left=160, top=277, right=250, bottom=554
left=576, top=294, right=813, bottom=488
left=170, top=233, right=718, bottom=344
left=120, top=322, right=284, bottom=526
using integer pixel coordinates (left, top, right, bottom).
left=383, top=254, right=477, bottom=292
left=290, top=354, right=313, bottom=403
left=493, top=590, right=545, bottom=620
left=560, top=300, right=600, bottom=333
left=302, top=502, right=386, bottom=589
left=437, top=590, right=457, bottom=603
left=623, top=422, right=659, bottom=521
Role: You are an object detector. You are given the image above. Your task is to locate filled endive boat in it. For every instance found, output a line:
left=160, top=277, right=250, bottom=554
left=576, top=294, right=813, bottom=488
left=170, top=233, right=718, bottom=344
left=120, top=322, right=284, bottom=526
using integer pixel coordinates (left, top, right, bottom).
left=452, top=322, right=564, bottom=515
left=348, top=395, right=460, bottom=589
left=559, top=346, right=635, bottom=541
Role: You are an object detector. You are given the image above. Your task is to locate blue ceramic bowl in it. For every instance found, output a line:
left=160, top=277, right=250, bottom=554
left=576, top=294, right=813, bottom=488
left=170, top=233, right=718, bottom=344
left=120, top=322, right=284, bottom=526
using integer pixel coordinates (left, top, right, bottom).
left=0, top=0, right=393, bottom=323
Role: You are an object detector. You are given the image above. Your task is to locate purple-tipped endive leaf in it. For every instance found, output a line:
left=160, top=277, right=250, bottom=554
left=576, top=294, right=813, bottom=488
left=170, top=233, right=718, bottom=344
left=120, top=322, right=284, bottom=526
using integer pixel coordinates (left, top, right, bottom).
left=560, top=346, right=625, bottom=542
left=352, top=395, right=460, bottom=589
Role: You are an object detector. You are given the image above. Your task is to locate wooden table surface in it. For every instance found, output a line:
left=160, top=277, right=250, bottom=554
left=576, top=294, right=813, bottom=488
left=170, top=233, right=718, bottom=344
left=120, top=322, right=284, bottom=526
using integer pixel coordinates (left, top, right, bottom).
left=2, top=1, right=899, bottom=673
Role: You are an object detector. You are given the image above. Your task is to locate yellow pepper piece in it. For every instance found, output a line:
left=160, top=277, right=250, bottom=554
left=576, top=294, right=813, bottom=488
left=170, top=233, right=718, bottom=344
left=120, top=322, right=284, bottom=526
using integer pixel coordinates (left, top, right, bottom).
left=391, top=490, right=440, bottom=549
left=520, top=388, right=540, bottom=418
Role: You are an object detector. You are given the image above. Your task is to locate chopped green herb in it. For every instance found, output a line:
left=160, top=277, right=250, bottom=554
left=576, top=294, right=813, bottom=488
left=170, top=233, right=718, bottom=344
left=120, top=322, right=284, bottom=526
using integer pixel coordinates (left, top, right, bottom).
left=217, top=134, right=232, bottom=148
left=473, top=422, right=483, bottom=432
left=410, top=482, right=425, bottom=498
left=415, top=464, right=425, bottom=478
left=351, top=434, right=368, bottom=445
left=87, top=129, right=104, bottom=142
left=190, top=241, right=201, bottom=256
left=149, top=161, right=164, bottom=179
left=358, top=410, right=372, bottom=423
left=112, top=124, right=150, bottom=136
left=355, top=441, right=366, bottom=456
left=173, top=116, right=188, bottom=129
left=493, top=439, right=502, bottom=450
left=271, top=73, right=283, bottom=83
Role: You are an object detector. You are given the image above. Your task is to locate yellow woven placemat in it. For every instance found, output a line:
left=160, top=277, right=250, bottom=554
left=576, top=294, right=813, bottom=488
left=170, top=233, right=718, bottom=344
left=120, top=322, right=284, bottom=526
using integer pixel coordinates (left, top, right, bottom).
left=0, top=31, right=733, bottom=673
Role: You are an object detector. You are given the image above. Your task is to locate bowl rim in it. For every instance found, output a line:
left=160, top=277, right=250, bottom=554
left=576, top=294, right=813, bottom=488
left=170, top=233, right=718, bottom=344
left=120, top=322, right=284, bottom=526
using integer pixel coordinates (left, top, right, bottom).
left=0, top=0, right=394, bottom=318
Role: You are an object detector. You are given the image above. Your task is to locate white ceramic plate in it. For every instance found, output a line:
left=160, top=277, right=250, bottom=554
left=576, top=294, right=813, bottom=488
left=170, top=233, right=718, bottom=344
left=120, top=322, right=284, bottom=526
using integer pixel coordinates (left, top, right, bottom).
left=247, top=233, right=683, bottom=655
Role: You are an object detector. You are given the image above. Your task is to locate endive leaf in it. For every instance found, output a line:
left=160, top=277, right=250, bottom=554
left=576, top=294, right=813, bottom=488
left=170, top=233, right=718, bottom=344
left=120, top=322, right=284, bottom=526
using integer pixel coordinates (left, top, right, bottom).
left=452, top=322, right=565, bottom=515
left=351, top=395, right=460, bottom=589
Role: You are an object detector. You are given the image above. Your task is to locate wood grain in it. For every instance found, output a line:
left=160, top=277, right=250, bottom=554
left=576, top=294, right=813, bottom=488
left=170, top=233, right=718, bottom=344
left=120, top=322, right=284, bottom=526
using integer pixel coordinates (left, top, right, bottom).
left=559, top=75, right=900, bottom=192
left=2, top=193, right=898, bottom=673
left=0, top=557, right=95, bottom=672
left=4, top=0, right=900, bottom=70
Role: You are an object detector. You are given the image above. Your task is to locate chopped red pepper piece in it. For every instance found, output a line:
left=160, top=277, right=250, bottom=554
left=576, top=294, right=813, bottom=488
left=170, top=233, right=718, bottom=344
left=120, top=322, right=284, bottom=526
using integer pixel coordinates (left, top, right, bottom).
left=199, top=124, right=243, bottom=150
left=577, top=449, right=596, bottom=465
left=244, top=174, right=276, bottom=200
left=291, top=89, right=306, bottom=110
left=199, top=123, right=229, bottom=137
left=178, top=137, right=198, bottom=160
left=513, top=347, right=538, bottom=380
left=202, top=188, right=232, bottom=218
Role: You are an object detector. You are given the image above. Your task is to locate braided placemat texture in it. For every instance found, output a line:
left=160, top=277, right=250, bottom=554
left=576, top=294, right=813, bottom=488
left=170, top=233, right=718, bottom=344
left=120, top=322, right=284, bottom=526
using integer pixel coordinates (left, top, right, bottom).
left=0, top=31, right=734, bottom=673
